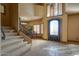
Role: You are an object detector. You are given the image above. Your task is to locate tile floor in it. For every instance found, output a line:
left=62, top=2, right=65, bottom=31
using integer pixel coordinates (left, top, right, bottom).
left=24, top=39, right=79, bottom=56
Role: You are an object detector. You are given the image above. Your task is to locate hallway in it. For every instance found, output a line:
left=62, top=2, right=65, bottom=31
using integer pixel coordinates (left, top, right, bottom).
left=24, top=39, right=79, bottom=56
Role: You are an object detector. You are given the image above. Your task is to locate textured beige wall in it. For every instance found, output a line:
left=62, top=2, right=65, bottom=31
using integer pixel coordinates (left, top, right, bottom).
left=10, top=4, right=18, bottom=31
left=61, top=13, right=68, bottom=42
left=18, top=3, right=35, bottom=17
left=42, top=18, right=48, bottom=40
left=1, top=4, right=18, bottom=31
left=28, top=20, right=42, bottom=26
left=1, top=4, right=10, bottom=26
left=68, top=14, right=79, bottom=41
left=34, top=5, right=44, bottom=17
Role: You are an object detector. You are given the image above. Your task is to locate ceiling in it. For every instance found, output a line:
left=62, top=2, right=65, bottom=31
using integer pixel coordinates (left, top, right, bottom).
left=66, top=3, right=79, bottom=14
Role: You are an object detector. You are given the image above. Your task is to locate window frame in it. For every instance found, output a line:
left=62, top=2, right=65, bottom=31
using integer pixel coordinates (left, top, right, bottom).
left=46, top=3, right=63, bottom=17
left=33, top=24, right=44, bottom=35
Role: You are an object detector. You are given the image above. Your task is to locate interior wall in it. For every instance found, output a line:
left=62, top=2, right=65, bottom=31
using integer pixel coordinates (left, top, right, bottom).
left=28, top=20, right=43, bottom=26
left=1, top=3, right=18, bottom=31
left=10, top=4, right=18, bottom=31
left=1, top=4, right=11, bottom=26
left=61, top=13, right=68, bottom=42
left=18, top=3, right=35, bottom=17
left=42, top=19, right=48, bottom=40
left=0, top=4, right=1, bottom=27
left=68, top=14, right=79, bottom=41
left=34, top=5, right=44, bottom=17
left=66, top=3, right=79, bottom=14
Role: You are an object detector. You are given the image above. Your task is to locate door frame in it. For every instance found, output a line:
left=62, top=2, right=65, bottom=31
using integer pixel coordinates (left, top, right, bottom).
left=48, top=18, right=61, bottom=41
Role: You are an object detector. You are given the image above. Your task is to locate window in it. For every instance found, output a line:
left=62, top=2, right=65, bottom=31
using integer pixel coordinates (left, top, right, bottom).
left=33, top=25, right=36, bottom=34
left=33, top=24, right=43, bottom=34
left=47, top=4, right=54, bottom=17
left=33, top=25, right=40, bottom=34
left=54, top=3, right=58, bottom=16
left=47, top=3, right=62, bottom=17
left=58, top=3, right=62, bottom=15
left=47, top=4, right=51, bottom=17
left=50, top=20, right=59, bottom=35
left=50, top=5, right=54, bottom=16
left=54, top=3, right=62, bottom=16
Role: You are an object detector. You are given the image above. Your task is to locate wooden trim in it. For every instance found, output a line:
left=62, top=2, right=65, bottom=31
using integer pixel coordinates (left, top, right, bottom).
left=68, top=40, right=79, bottom=42
left=35, top=3, right=44, bottom=6
left=68, top=13, right=79, bottom=16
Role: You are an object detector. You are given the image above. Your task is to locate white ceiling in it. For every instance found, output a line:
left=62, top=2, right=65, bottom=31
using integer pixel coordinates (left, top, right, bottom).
left=66, top=3, right=79, bottom=14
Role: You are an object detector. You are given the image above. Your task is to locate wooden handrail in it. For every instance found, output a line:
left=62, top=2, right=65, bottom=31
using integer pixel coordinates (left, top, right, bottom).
left=19, top=18, right=32, bottom=44
left=19, top=31, right=32, bottom=44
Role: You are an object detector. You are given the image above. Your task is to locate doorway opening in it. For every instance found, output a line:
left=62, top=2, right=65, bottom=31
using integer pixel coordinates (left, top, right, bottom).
left=48, top=19, right=60, bottom=41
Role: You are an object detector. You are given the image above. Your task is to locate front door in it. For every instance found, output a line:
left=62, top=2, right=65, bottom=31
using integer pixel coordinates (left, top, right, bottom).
left=48, top=19, right=60, bottom=41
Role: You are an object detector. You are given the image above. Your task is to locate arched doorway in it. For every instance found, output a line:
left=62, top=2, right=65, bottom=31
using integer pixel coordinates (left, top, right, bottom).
left=48, top=19, right=61, bottom=41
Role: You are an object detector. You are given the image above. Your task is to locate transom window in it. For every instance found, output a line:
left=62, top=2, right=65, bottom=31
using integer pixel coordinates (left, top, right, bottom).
left=47, top=3, right=62, bottom=17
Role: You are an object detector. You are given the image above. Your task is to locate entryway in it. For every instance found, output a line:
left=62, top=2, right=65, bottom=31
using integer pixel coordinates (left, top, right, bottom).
left=48, top=19, right=60, bottom=42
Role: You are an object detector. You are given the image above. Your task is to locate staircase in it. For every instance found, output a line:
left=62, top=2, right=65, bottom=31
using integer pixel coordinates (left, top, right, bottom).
left=1, top=26, right=31, bottom=56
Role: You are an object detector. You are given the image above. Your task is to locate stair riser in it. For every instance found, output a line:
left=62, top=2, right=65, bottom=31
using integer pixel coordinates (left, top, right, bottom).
left=6, top=36, right=23, bottom=39
left=2, top=42, right=26, bottom=54
left=4, top=45, right=30, bottom=56
left=5, top=33, right=17, bottom=36
left=4, top=30, right=15, bottom=33
left=2, top=40, right=22, bottom=48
